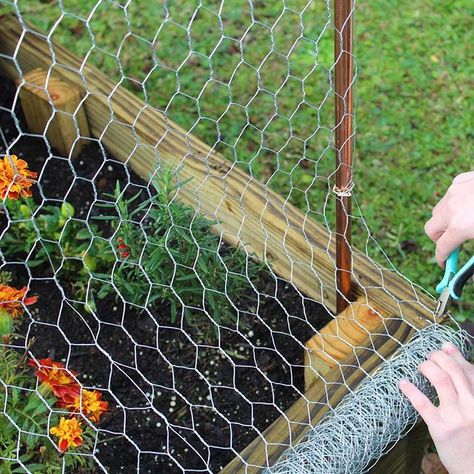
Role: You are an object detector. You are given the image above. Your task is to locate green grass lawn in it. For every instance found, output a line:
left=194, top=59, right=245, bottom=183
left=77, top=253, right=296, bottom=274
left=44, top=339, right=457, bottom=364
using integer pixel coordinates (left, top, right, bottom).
left=6, top=0, right=474, bottom=320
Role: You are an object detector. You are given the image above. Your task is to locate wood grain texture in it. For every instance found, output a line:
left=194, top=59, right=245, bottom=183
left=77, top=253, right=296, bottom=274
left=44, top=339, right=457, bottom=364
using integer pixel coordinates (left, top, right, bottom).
left=304, top=295, right=387, bottom=390
left=17, top=68, right=89, bottom=158
left=0, top=15, right=440, bottom=328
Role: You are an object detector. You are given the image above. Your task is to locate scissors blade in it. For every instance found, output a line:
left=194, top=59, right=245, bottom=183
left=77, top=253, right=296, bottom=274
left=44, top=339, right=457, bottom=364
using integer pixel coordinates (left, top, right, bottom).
left=434, top=287, right=451, bottom=320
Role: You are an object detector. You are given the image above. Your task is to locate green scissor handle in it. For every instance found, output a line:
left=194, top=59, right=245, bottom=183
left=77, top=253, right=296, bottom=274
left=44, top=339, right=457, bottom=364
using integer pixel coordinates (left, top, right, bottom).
left=436, top=247, right=474, bottom=300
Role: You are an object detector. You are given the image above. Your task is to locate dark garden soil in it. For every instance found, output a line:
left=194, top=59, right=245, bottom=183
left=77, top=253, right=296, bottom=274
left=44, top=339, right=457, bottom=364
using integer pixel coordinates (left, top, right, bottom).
left=0, top=79, right=332, bottom=473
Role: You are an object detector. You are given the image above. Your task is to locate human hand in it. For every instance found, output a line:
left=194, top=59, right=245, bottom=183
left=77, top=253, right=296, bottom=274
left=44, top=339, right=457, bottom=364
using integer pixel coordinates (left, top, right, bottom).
left=399, top=342, right=474, bottom=474
left=425, top=171, right=474, bottom=267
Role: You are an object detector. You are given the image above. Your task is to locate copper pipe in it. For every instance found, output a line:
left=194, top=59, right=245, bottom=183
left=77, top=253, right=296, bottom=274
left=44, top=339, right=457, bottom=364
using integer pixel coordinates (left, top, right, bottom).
left=334, top=0, right=354, bottom=313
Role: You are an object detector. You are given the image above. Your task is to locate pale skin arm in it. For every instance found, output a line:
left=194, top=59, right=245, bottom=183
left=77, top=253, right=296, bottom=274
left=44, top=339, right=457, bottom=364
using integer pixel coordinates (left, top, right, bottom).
left=400, top=171, right=474, bottom=473
left=424, top=171, right=474, bottom=266
left=399, top=343, right=474, bottom=474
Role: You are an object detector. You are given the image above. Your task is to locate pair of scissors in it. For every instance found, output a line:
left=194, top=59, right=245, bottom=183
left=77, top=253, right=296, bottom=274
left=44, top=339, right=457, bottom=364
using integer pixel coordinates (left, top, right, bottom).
left=434, top=247, right=474, bottom=319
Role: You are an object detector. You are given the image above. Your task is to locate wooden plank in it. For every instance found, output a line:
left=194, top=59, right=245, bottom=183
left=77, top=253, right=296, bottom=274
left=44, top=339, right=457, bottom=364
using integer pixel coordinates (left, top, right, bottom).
left=368, top=421, right=427, bottom=474
left=222, top=318, right=416, bottom=473
left=304, top=295, right=387, bottom=390
left=16, top=67, right=89, bottom=158
left=0, top=15, right=440, bottom=328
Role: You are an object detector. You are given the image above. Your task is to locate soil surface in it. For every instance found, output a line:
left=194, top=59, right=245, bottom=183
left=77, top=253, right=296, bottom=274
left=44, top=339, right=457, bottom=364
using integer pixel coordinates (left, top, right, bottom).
left=0, top=80, right=332, bottom=473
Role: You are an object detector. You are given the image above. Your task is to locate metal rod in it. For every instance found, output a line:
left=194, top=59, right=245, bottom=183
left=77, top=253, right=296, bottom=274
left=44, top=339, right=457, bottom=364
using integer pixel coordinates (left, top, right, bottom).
left=334, top=0, right=354, bottom=313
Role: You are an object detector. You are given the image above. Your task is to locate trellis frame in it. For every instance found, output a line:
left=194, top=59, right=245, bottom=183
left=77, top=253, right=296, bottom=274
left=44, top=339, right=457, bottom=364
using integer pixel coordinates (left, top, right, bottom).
left=0, top=13, right=439, bottom=473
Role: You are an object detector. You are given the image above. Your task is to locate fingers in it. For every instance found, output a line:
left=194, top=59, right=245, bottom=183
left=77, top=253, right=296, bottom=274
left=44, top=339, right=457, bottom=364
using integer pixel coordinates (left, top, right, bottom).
left=452, top=171, right=474, bottom=184
left=431, top=196, right=448, bottom=220
left=425, top=198, right=449, bottom=242
left=425, top=213, right=447, bottom=243
left=399, top=379, right=437, bottom=422
left=424, top=214, right=465, bottom=266
left=442, top=343, right=471, bottom=368
left=425, top=171, right=474, bottom=266
left=419, top=359, right=457, bottom=405
left=425, top=192, right=450, bottom=242
left=442, top=343, right=474, bottom=389
left=434, top=226, right=466, bottom=267
left=429, top=350, right=471, bottom=396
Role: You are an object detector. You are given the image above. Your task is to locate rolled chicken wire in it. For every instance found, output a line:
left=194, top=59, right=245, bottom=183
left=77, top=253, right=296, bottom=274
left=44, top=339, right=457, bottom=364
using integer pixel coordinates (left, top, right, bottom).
left=266, top=323, right=472, bottom=474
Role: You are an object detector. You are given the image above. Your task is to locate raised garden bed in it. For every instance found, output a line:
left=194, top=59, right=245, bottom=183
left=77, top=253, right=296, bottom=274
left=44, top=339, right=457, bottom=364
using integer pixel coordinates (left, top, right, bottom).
left=0, top=15, right=440, bottom=474
left=1, top=78, right=332, bottom=473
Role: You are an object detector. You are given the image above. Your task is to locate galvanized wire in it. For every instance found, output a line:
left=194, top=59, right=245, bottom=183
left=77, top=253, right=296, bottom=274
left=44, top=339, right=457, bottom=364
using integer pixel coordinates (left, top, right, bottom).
left=266, top=324, right=471, bottom=474
left=0, top=1, right=469, bottom=473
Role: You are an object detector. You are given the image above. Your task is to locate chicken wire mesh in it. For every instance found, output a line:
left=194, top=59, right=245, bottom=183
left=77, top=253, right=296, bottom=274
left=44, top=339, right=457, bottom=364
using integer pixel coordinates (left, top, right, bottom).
left=0, top=0, right=468, bottom=473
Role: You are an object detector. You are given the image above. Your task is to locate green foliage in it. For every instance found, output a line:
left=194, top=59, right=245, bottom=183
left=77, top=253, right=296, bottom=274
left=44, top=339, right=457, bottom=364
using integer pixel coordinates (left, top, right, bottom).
left=3, top=199, right=107, bottom=269
left=1, top=199, right=114, bottom=312
left=0, top=350, right=95, bottom=474
left=354, top=0, right=474, bottom=322
left=95, top=171, right=262, bottom=333
left=0, top=272, right=13, bottom=285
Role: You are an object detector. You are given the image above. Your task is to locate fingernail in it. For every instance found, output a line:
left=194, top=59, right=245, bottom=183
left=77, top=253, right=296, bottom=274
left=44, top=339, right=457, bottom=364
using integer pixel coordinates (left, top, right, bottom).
left=442, top=342, right=455, bottom=351
left=428, top=350, right=440, bottom=359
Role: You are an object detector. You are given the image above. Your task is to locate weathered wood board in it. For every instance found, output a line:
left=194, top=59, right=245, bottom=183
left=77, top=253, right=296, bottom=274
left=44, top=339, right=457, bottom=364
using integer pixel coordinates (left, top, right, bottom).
left=17, top=68, right=89, bottom=158
left=304, top=295, right=387, bottom=390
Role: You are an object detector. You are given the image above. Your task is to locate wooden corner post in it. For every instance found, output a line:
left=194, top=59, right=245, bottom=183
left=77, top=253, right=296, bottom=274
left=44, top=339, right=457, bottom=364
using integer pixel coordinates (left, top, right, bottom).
left=17, top=68, right=90, bottom=158
left=334, top=0, right=355, bottom=313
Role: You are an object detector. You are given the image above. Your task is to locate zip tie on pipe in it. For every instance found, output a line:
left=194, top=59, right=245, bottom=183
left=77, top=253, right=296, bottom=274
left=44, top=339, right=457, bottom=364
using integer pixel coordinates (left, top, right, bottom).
left=333, top=181, right=355, bottom=197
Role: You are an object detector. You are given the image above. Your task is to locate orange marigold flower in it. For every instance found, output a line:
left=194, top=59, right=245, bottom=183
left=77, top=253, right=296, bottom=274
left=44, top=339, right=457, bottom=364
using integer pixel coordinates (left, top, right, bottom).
left=50, top=416, right=83, bottom=452
left=0, top=284, right=37, bottom=318
left=57, top=388, right=109, bottom=423
left=29, top=358, right=80, bottom=403
left=0, top=155, right=37, bottom=200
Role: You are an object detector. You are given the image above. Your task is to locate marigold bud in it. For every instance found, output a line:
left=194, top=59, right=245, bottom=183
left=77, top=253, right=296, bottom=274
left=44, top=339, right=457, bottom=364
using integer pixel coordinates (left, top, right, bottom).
left=84, top=299, right=96, bottom=314
left=19, top=204, right=32, bottom=218
left=83, top=253, right=97, bottom=273
left=60, top=202, right=75, bottom=219
left=0, top=310, right=13, bottom=337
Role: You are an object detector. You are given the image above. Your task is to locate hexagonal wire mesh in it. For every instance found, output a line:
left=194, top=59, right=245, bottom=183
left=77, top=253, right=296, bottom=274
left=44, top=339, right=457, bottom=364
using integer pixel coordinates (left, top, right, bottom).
left=0, top=1, right=469, bottom=473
